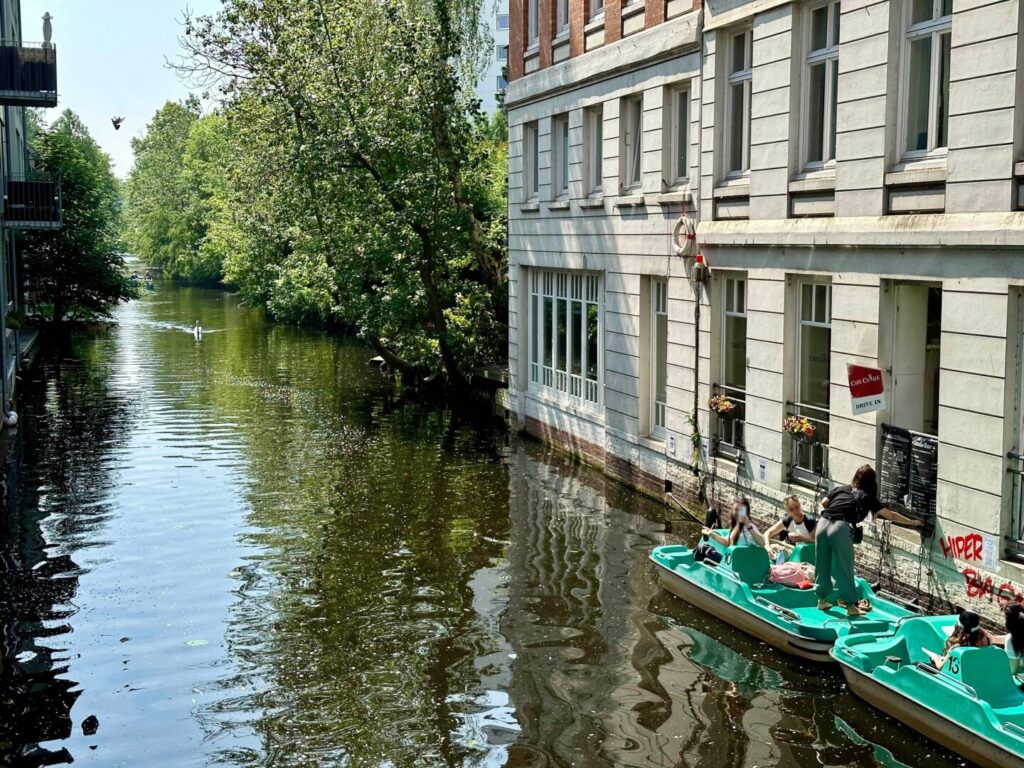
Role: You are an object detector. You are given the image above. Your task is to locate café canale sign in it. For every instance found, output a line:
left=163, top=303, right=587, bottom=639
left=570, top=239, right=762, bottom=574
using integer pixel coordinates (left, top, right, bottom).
left=848, top=364, right=885, bottom=415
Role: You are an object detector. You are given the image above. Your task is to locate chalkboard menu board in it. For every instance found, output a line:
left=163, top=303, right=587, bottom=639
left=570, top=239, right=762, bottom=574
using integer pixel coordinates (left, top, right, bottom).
left=880, top=424, right=912, bottom=512
left=909, top=434, right=939, bottom=521
left=879, top=423, right=938, bottom=523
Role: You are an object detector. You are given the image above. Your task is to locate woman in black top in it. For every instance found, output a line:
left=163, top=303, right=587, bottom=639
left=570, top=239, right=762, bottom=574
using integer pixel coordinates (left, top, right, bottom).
left=814, top=465, right=922, bottom=616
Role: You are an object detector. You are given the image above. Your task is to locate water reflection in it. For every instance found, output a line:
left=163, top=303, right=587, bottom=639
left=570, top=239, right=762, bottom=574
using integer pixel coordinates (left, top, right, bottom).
left=0, top=282, right=966, bottom=767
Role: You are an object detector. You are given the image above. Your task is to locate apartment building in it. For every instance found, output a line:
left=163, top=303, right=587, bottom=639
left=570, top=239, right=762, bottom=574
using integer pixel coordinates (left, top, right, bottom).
left=505, top=0, right=1024, bottom=622
left=0, top=1, right=60, bottom=409
left=479, top=1, right=511, bottom=111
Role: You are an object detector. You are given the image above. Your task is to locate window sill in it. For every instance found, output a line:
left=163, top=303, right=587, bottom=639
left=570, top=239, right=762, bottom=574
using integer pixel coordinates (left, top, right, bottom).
left=622, top=1, right=646, bottom=20
left=578, top=196, right=605, bottom=209
left=525, top=388, right=604, bottom=422
left=1014, top=161, right=1024, bottom=177
left=613, top=194, right=646, bottom=208
left=713, top=181, right=750, bottom=199
left=548, top=199, right=570, bottom=211
left=886, top=162, right=947, bottom=187
left=655, top=190, right=692, bottom=206
left=554, top=29, right=569, bottom=44
left=520, top=201, right=540, bottom=212
left=584, top=15, right=605, bottom=34
left=524, top=44, right=539, bottom=59
left=789, top=174, right=836, bottom=194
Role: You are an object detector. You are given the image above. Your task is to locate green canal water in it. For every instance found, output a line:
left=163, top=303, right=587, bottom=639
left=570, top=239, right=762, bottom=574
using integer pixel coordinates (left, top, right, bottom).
left=0, top=282, right=964, bottom=767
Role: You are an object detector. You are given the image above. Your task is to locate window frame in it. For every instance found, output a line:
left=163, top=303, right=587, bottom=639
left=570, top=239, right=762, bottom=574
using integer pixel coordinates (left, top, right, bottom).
left=528, top=269, right=604, bottom=408
left=585, top=104, right=604, bottom=197
left=800, top=0, right=841, bottom=171
left=524, top=121, right=539, bottom=202
left=621, top=94, right=644, bottom=191
left=897, top=0, right=952, bottom=162
left=496, top=14, right=509, bottom=31
left=590, top=0, right=605, bottom=22
left=791, top=279, right=833, bottom=482
left=552, top=113, right=570, bottom=200
left=723, top=28, right=753, bottom=178
left=528, top=0, right=539, bottom=47
left=716, top=275, right=748, bottom=458
left=665, top=84, right=690, bottom=188
left=557, top=0, right=569, bottom=34
left=651, top=278, right=669, bottom=437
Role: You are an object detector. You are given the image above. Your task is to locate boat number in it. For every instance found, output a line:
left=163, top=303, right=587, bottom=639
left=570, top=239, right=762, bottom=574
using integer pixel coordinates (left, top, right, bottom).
left=947, top=655, right=959, bottom=674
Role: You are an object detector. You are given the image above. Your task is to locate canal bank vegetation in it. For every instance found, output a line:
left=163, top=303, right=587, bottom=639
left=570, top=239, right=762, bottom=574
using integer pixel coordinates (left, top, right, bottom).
left=123, top=0, right=508, bottom=388
left=22, top=110, right=137, bottom=324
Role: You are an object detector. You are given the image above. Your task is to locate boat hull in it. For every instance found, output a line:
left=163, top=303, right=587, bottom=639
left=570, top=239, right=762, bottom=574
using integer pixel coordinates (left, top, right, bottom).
left=839, top=663, right=1024, bottom=768
left=654, top=559, right=833, bottom=662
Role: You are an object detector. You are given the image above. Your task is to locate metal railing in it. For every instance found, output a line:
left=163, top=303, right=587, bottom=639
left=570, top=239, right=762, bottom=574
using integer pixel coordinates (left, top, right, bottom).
left=1009, top=451, right=1024, bottom=561
left=0, top=40, right=57, bottom=107
left=786, top=401, right=830, bottom=486
left=711, top=383, right=745, bottom=461
left=3, top=174, right=62, bottom=230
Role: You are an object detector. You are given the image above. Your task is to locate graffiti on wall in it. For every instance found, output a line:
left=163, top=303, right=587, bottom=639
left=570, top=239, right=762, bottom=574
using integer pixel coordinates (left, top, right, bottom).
left=961, top=567, right=1024, bottom=608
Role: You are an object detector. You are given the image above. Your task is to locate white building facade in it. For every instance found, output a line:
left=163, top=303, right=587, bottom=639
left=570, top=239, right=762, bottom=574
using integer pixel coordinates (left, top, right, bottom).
left=506, top=0, right=1024, bottom=623
left=478, top=1, right=511, bottom=112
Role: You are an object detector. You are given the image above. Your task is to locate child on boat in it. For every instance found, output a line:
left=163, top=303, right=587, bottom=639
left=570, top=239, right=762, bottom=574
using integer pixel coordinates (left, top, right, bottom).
left=926, top=610, right=992, bottom=669
left=991, top=603, right=1024, bottom=675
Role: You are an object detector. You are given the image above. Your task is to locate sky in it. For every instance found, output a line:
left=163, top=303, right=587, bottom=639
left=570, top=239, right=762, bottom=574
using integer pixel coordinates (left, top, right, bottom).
left=23, top=0, right=222, bottom=177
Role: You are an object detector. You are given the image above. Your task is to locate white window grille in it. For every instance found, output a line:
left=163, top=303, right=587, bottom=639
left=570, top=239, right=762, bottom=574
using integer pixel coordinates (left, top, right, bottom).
left=803, top=0, right=840, bottom=168
left=652, top=279, right=668, bottom=435
left=900, top=0, right=952, bottom=158
left=725, top=29, right=752, bottom=176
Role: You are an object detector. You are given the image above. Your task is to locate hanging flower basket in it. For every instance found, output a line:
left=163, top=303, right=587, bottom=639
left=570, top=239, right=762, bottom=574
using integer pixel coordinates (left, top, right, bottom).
left=784, top=415, right=817, bottom=444
left=708, top=394, right=738, bottom=420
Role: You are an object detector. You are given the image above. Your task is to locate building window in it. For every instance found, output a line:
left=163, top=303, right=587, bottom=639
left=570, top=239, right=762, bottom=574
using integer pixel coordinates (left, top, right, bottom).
left=529, top=270, right=602, bottom=405
left=590, top=0, right=605, bottom=21
left=528, top=0, right=539, bottom=47
left=651, top=279, right=668, bottom=435
left=497, top=74, right=508, bottom=92
left=803, top=0, right=840, bottom=168
left=725, top=29, right=752, bottom=176
left=552, top=114, right=570, bottom=199
left=585, top=104, right=604, bottom=196
left=621, top=95, right=643, bottom=191
left=498, top=45, right=508, bottom=62
left=557, top=0, right=569, bottom=33
left=790, top=281, right=832, bottom=482
left=1010, top=293, right=1024, bottom=560
left=716, top=276, right=747, bottom=458
left=524, top=122, right=539, bottom=201
left=497, top=14, right=509, bottom=31
left=665, top=85, right=689, bottom=187
left=901, top=0, right=952, bottom=158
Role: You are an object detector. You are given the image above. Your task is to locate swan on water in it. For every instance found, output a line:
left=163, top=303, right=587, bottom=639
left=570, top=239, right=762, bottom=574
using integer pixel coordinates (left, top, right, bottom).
left=193, top=321, right=203, bottom=341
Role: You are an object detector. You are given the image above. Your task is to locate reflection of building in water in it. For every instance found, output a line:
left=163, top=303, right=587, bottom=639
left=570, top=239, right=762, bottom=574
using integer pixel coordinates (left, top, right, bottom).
left=0, top=436, right=79, bottom=767
left=502, top=446, right=778, bottom=768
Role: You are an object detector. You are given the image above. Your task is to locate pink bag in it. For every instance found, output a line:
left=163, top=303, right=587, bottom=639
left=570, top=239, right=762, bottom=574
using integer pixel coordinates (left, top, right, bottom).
left=769, top=561, right=815, bottom=589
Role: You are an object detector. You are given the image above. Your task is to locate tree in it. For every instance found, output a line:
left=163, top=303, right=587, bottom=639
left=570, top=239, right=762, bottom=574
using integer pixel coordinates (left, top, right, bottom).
left=179, top=0, right=508, bottom=385
left=21, top=110, right=136, bottom=323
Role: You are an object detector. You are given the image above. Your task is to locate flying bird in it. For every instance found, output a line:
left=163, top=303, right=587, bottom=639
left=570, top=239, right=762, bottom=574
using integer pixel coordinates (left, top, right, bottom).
left=111, top=116, right=124, bottom=130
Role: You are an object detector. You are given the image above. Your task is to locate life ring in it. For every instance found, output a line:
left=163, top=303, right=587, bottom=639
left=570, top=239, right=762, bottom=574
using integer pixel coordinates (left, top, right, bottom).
left=672, top=216, right=696, bottom=257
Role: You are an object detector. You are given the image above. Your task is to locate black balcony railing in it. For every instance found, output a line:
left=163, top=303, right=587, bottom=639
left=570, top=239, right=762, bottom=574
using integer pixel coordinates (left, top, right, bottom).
left=3, top=174, right=61, bottom=229
left=0, top=41, right=57, bottom=107
left=786, top=400, right=830, bottom=486
left=712, top=383, right=746, bottom=461
left=1009, top=451, right=1024, bottom=562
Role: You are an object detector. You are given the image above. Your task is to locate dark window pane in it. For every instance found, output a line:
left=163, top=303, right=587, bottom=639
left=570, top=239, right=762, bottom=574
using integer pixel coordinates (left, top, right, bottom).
left=905, top=36, right=932, bottom=152
left=807, top=62, right=826, bottom=163
left=937, top=32, right=951, bottom=149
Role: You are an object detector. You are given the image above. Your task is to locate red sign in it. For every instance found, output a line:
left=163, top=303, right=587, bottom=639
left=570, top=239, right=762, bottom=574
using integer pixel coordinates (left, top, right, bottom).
left=847, top=364, right=885, bottom=415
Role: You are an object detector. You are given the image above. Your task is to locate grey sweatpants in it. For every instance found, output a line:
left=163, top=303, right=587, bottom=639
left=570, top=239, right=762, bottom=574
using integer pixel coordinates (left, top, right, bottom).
left=814, top=517, right=859, bottom=605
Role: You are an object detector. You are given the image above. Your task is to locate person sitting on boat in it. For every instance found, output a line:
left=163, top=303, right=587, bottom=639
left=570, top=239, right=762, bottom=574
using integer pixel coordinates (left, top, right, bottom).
left=764, top=496, right=816, bottom=561
left=815, top=465, right=923, bottom=617
left=991, top=603, right=1024, bottom=675
left=702, top=497, right=766, bottom=548
left=925, top=610, right=992, bottom=669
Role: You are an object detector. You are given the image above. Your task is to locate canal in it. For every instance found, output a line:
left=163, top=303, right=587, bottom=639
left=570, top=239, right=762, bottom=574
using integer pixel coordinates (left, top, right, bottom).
left=0, top=282, right=962, bottom=767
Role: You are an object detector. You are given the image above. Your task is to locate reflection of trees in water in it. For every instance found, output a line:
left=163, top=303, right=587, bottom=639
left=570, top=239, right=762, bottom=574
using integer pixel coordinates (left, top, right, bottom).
left=173, top=309, right=513, bottom=767
left=0, top=333, right=135, bottom=767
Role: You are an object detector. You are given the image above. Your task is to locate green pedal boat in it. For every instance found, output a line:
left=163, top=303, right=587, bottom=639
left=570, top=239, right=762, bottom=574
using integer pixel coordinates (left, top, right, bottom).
left=650, top=538, right=914, bottom=661
left=832, top=615, right=1024, bottom=768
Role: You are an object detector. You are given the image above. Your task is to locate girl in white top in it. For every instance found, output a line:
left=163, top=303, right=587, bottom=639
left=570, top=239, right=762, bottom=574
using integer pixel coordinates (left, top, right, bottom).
left=765, top=496, right=817, bottom=545
left=703, top=497, right=766, bottom=548
left=994, top=603, right=1024, bottom=675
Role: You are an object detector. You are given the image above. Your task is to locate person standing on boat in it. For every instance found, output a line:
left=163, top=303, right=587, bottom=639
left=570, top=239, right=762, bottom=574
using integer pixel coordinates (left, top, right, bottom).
left=703, top=497, right=766, bottom=548
left=815, top=465, right=922, bottom=617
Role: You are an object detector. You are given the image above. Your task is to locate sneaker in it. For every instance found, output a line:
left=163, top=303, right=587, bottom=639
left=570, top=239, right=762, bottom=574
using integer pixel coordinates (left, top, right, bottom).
left=846, top=606, right=865, bottom=618
left=817, top=599, right=833, bottom=610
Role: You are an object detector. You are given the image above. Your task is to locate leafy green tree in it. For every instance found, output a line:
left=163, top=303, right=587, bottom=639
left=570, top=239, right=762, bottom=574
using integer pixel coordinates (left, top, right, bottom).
left=21, top=110, right=136, bottom=323
left=180, top=0, right=508, bottom=384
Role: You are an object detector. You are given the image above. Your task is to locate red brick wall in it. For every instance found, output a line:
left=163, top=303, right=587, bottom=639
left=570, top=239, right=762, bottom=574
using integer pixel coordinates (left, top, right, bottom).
left=539, top=0, right=554, bottom=69
left=509, top=0, right=524, bottom=81
left=569, top=0, right=586, bottom=58
left=605, top=1, right=622, bottom=46
left=645, top=0, right=666, bottom=28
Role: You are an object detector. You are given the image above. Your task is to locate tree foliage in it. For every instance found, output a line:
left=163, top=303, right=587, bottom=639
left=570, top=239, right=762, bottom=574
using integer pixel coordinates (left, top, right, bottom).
left=169, top=0, right=508, bottom=384
left=22, top=110, right=136, bottom=323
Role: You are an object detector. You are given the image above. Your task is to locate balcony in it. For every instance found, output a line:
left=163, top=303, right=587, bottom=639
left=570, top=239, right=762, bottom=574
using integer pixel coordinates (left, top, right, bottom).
left=786, top=401, right=830, bottom=488
left=0, top=41, right=57, bottom=107
left=711, top=383, right=746, bottom=462
left=3, top=175, right=61, bottom=229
